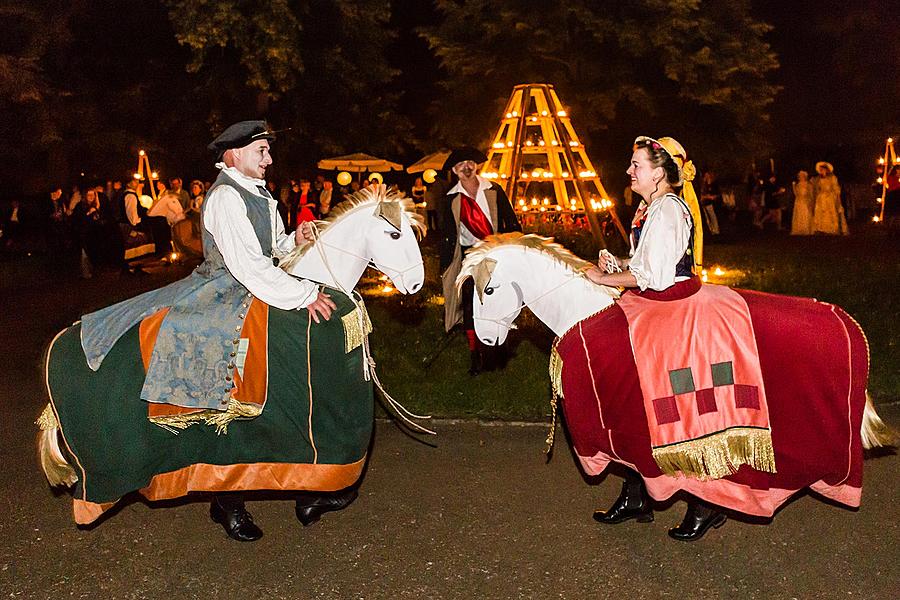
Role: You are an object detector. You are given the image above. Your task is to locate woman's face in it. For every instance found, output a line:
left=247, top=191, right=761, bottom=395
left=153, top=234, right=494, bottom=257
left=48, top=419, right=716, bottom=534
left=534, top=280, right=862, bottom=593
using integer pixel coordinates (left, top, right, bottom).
left=191, top=183, right=202, bottom=196
left=626, top=147, right=663, bottom=199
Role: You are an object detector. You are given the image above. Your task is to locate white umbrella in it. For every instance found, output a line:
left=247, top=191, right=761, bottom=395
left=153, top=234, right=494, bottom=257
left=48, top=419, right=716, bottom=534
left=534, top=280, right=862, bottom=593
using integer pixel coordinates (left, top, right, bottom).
left=317, top=153, right=403, bottom=173
left=406, top=151, right=451, bottom=174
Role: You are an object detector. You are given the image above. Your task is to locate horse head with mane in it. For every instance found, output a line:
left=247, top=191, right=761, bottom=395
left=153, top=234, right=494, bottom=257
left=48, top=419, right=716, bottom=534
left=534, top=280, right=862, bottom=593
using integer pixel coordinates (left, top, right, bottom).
left=458, top=231, right=894, bottom=521
left=457, top=232, right=619, bottom=345
left=280, top=184, right=426, bottom=294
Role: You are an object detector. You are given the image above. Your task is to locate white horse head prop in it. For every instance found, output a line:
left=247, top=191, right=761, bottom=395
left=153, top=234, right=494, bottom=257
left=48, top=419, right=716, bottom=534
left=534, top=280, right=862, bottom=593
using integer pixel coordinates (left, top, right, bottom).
left=457, top=233, right=620, bottom=344
left=280, top=184, right=425, bottom=293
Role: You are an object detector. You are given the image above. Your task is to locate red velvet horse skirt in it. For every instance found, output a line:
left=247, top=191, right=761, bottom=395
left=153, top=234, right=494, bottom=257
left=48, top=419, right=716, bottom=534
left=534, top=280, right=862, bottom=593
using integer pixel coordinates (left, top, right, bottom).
left=555, top=286, right=868, bottom=517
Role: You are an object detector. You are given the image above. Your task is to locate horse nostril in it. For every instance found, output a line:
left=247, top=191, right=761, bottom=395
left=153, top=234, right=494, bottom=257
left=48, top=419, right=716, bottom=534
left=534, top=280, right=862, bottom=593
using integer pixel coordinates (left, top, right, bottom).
left=410, top=282, right=421, bottom=292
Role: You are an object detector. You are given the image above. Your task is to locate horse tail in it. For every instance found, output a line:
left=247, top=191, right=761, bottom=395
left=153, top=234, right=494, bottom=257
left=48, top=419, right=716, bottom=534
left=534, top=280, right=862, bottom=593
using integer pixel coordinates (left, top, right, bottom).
left=861, top=392, right=897, bottom=450
left=37, top=407, right=78, bottom=487
left=38, top=327, right=79, bottom=487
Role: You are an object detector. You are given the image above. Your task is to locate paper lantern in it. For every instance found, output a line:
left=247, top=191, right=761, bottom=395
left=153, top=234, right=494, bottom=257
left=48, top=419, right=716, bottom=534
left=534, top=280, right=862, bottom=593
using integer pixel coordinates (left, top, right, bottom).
left=337, top=171, right=352, bottom=186
left=139, top=194, right=154, bottom=209
left=368, top=172, right=383, bottom=184
left=423, top=169, right=437, bottom=184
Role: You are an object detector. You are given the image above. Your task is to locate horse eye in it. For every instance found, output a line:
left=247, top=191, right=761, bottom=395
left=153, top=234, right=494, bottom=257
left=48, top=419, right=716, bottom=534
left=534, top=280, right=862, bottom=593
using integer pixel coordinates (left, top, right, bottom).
left=389, top=231, right=401, bottom=240
left=484, top=287, right=494, bottom=295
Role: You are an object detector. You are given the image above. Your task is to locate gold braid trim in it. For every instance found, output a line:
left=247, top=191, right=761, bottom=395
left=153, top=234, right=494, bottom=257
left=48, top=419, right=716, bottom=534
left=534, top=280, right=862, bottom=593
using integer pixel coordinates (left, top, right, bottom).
left=148, top=399, right=263, bottom=435
left=651, top=427, right=777, bottom=480
left=36, top=403, right=59, bottom=430
left=545, top=340, right=564, bottom=454
left=342, top=303, right=373, bottom=353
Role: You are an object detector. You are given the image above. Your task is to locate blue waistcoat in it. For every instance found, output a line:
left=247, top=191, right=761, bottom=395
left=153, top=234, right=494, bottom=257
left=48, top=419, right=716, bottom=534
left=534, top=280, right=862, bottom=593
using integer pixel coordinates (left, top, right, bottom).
left=81, top=170, right=278, bottom=410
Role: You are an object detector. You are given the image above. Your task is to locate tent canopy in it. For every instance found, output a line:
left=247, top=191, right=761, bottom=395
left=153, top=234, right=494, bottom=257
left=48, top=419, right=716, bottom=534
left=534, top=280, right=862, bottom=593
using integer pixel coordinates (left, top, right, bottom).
left=406, top=151, right=450, bottom=174
left=317, top=153, right=403, bottom=173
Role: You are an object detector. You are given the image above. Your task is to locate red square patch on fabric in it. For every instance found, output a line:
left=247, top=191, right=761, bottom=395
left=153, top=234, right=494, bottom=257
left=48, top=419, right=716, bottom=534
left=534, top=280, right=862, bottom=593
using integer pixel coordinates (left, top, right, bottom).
left=695, top=387, right=718, bottom=415
left=734, top=384, right=760, bottom=410
left=653, top=396, right=681, bottom=425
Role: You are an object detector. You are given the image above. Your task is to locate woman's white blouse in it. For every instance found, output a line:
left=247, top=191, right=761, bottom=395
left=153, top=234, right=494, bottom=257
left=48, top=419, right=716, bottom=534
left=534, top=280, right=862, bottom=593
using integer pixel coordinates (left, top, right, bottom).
left=628, top=194, right=692, bottom=292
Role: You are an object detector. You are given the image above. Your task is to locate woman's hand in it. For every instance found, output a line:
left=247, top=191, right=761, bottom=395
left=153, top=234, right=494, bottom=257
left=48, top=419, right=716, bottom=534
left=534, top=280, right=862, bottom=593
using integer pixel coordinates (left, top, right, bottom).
left=597, top=249, right=621, bottom=273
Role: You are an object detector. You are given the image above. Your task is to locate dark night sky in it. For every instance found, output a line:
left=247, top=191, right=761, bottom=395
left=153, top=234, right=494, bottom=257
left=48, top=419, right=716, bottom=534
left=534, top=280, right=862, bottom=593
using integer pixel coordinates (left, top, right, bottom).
left=6, top=0, right=900, bottom=195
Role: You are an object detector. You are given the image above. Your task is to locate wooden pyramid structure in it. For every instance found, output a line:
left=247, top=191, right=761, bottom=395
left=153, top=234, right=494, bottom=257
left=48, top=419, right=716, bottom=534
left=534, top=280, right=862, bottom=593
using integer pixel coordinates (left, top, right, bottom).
left=480, top=83, right=626, bottom=240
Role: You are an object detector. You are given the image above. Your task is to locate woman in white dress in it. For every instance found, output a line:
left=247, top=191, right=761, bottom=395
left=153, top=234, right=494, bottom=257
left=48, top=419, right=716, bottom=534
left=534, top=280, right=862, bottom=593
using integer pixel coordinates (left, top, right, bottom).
left=790, top=170, right=815, bottom=235
left=812, top=162, right=848, bottom=235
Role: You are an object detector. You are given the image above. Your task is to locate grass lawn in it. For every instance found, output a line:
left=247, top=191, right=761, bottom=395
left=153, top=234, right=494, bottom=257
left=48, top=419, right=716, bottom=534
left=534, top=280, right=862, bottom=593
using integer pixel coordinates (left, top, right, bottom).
left=367, top=223, right=900, bottom=421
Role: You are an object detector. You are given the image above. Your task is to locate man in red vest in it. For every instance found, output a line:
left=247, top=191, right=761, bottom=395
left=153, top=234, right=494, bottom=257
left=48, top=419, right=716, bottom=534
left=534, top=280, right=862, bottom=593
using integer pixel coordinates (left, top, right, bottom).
left=439, top=147, right=521, bottom=374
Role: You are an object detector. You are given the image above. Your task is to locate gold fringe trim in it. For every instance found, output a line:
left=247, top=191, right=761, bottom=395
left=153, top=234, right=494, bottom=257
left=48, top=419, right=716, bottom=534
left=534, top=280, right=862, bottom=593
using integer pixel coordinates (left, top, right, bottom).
left=342, top=303, right=373, bottom=353
left=148, top=398, right=263, bottom=435
left=545, top=340, right=564, bottom=454
left=36, top=403, right=59, bottom=430
left=652, top=427, right=777, bottom=480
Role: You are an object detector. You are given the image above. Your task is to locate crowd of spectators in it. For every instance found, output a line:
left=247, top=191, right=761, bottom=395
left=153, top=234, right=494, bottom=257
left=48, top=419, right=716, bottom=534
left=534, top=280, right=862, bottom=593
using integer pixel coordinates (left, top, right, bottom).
left=0, top=172, right=444, bottom=278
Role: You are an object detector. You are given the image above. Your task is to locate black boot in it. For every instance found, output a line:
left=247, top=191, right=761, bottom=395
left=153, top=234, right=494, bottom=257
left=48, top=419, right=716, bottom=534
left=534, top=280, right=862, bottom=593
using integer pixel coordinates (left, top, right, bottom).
left=468, top=347, right=483, bottom=375
left=295, top=488, right=359, bottom=527
left=210, top=496, right=263, bottom=542
left=593, top=472, right=654, bottom=524
left=668, top=501, right=727, bottom=542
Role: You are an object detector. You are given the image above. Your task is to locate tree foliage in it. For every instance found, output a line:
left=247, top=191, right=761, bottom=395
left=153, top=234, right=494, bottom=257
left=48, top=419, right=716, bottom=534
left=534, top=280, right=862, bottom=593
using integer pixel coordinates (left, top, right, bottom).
left=420, top=0, right=779, bottom=164
left=164, top=0, right=413, bottom=161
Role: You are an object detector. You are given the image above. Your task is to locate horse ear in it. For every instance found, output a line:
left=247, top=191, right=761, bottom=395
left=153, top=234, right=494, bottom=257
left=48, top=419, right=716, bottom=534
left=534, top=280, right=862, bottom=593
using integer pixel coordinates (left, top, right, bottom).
left=374, top=200, right=403, bottom=231
left=473, top=258, right=497, bottom=303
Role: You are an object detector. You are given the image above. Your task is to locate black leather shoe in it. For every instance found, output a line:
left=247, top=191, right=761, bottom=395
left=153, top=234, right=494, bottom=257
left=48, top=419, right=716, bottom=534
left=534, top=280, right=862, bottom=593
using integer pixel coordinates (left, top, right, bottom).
left=295, top=489, right=359, bottom=527
left=668, top=502, right=727, bottom=541
left=593, top=478, right=654, bottom=524
left=210, top=499, right=263, bottom=542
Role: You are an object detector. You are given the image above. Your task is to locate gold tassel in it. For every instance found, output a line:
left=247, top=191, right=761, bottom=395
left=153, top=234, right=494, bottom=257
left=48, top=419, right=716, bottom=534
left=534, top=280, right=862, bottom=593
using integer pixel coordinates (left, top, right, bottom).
left=342, top=303, right=373, bottom=353
left=652, top=427, right=777, bottom=480
left=148, top=399, right=263, bottom=435
left=36, top=403, right=59, bottom=430
left=548, top=344, right=564, bottom=400
left=545, top=340, right=564, bottom=454
left=202, top=398, right=263, bottom=435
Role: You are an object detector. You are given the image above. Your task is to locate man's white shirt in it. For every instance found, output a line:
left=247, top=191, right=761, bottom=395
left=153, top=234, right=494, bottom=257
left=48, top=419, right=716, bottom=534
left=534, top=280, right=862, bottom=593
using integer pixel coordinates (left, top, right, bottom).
left=203, top=164, right=318, bottom=310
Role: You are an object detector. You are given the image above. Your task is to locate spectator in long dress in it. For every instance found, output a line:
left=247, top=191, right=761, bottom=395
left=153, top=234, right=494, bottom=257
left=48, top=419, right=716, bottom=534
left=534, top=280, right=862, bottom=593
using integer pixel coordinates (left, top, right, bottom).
left=790, top=170, right=815, bottom=235
left=699, top=171, right=721, bottom=235
left=812, top=162, right=848, bottom=235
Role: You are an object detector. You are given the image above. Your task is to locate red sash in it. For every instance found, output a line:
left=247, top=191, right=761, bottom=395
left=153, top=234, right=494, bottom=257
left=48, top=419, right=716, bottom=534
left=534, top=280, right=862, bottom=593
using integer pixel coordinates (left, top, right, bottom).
left=459, top=193, right=493, bottom=240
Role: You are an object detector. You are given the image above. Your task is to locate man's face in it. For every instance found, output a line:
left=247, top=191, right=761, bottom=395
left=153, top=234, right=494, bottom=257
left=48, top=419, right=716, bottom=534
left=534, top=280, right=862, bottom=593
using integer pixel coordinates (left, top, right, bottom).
left=452, top=160, right=478, bottom=180
left=232, top=140, right=273, bottom=179
left=50, top=189, right=62, bottom=200
left=171, top=178, right=182, bottom=191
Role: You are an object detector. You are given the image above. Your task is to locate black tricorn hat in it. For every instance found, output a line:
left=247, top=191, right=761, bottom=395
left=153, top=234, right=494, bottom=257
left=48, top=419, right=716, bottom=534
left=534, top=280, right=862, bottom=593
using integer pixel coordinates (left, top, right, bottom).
left=208, top=120, right=277, bottom=161
left=442, top=146, right=488, bottom=171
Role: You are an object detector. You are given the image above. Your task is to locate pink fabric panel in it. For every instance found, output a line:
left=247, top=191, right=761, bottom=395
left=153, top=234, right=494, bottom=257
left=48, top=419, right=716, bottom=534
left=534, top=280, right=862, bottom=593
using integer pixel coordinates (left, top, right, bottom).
left=617, top=284, right=770, bottom=448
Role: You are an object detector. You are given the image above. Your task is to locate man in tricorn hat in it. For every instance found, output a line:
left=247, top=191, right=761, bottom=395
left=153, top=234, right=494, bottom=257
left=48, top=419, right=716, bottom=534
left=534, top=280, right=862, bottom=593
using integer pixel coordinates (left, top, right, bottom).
left=80, top=120, right=346, bottom=542
left=439, top=146, right=521, bottom=374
